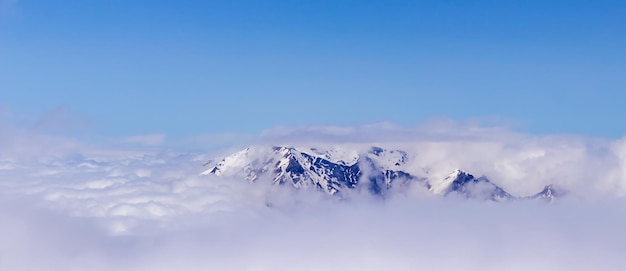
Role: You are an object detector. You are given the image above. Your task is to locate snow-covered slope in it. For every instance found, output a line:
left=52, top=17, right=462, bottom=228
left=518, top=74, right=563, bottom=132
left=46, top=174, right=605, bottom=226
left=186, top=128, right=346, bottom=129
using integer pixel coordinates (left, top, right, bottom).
left=202, top=145, right=562, bottom=201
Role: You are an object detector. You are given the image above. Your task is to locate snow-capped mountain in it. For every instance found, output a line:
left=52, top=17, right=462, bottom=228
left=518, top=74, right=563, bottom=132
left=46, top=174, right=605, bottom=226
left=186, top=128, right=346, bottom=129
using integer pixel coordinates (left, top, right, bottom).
left=202, top=146, right=413, bottom=195
left=202, top=145, right=561, bottom=201
left=527, top=184, right=564, bottom=202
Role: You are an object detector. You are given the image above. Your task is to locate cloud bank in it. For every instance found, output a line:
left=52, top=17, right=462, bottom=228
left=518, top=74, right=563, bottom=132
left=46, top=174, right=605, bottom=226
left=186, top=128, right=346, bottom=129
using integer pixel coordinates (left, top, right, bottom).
left=261, top=121, right=626, bottom=198
left=2, top=120, right=626, bottom=270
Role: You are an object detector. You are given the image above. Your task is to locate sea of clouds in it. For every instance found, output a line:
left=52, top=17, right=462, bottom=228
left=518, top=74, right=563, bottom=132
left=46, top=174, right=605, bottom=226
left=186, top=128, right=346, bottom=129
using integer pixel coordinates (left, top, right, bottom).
left=2, top=119, right=626, bottom=270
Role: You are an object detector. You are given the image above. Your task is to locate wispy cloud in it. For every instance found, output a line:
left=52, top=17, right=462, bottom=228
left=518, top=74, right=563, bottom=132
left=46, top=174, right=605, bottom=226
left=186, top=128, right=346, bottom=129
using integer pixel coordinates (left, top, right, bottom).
left=115, top=133, right=167, bottom=146
left=28, top=105, right=92, bottom=135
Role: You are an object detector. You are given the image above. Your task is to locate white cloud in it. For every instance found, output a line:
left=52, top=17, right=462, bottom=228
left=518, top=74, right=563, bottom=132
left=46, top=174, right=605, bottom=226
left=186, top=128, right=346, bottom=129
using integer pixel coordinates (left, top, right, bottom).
left=2, top=192, right=626, bottom=270
left=3, top=120, right=626, bottom=270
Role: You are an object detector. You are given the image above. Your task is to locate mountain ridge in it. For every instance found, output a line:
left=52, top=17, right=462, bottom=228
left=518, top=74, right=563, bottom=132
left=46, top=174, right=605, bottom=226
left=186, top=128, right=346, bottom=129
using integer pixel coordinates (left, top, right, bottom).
left=202, top=145, right=561, bottom=201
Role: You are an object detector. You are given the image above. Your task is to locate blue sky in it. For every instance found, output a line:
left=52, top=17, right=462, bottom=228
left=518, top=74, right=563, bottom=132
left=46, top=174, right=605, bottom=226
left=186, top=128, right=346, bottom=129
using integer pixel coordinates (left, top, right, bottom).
left=1, top=0, right=625, bottom=140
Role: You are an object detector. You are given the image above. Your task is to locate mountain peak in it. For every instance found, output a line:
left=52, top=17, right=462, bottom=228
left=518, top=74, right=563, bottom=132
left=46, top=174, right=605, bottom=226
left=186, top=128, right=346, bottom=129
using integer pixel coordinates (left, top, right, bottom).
left=424, top=169, right=513, bottom=201
left=530, top=184, right=565, bottom=202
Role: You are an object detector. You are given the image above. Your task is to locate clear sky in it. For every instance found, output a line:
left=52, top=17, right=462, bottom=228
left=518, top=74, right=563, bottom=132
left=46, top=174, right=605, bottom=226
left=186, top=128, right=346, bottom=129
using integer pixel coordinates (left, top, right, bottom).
left=1, top=0, right=625, bottom=140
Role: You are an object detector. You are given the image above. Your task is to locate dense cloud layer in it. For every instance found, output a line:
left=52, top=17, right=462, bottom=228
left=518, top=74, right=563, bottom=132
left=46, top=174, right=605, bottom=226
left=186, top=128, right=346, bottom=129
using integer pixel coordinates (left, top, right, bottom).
left=261, top=122, right=626, bottom=197
left=2, top=121, right=626, bottom=270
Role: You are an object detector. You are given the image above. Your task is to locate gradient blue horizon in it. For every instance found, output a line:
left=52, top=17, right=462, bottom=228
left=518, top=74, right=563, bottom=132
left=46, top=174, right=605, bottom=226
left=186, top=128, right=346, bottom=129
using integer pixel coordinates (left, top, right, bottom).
left=1, top=0, right=625, bottom=140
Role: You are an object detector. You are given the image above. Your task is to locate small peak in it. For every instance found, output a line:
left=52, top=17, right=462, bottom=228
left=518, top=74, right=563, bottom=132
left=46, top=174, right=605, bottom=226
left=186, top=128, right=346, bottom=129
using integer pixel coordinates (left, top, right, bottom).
left=200, top=166, right=221, bottom=176
left=446, top=169, right=470, bottom=179
left=448, top=169, right=476, bottom=186
left=272, top=146, right=294, bottom=151
left=271, top=146, right=298, bottom=157
left=532, top=184, right=565, bottom=202
left=541, top=184, right=554, bottom=193
left=370, top=146, right=384, bottom=156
